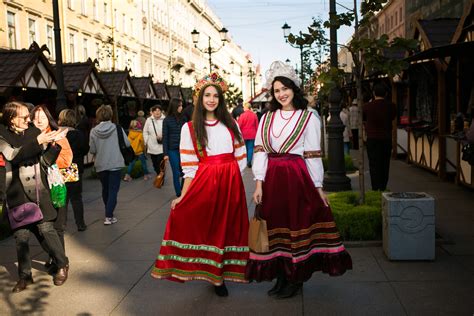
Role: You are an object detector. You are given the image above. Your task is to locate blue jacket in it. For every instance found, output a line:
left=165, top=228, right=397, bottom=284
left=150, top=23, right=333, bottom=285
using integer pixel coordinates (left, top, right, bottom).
left=163, top=116, right=185, bottom=155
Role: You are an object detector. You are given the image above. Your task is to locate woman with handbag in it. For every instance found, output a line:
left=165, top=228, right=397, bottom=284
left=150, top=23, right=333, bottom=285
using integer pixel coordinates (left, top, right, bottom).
left=89, top=105, right=130, bottom=225
left=151, top=73, right=249, bottom=297
left=143, top=105, right=165, bottom=178
left=31, top=105, right=73, bottom=257
left=58, top=109, right=89, bottom=232
left=0, top=101, right=70, bottom=292
left=162, top=99, right=185, bottom=197
left=246, top=61, right=352, bottom=299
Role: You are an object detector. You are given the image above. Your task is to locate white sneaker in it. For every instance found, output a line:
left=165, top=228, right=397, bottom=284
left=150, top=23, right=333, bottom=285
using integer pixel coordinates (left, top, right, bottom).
left=104, top=217, right=118, bottom=225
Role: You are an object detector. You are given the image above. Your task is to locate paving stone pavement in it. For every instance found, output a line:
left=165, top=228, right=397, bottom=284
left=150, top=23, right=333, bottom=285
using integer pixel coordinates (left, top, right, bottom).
left=0, top=152, right=473, bottom=315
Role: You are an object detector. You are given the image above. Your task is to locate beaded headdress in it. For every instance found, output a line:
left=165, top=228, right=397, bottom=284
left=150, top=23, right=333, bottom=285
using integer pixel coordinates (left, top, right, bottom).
left=264, top=60, right=301, bottom=90
left=194, top=72, right=228, bottom=96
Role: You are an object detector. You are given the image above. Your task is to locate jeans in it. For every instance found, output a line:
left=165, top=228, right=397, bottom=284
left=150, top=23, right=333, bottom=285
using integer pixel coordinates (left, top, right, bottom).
left=167, top=150, right=182, bottom=196
left=344, top=142, right=350, bottom=156
left=150, top=153, right=165, bottom=175
left=245, top=139, right=255, bottom=166
left=127, top=154, right=149, bottom=175
left=366, top=138, right=392, bottom=191
left=66, top=178, right=86, bottom=229
left=14, top=221, right=68, bottom=279
left=97, top=169, right=122, bottom=218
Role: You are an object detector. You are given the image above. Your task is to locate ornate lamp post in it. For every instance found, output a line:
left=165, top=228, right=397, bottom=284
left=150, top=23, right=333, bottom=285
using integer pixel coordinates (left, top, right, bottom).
left=323, top=0, right=351, bottom=191
left=282, top=22, right=311, bottom=88
left=248, top=60, right=255, bottom=98
left=191, top=27, right=228, bottom=71
left=52, top=0, right=67, bottom=113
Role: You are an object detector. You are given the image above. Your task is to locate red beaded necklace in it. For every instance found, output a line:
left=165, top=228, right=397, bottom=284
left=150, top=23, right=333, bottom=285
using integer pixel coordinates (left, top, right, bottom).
left=271, top=110, right=296, bottom=138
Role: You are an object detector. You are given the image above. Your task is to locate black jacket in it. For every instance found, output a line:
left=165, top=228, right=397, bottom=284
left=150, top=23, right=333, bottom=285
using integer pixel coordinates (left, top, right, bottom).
left=163, top=116, right=185, bottom=155
left=182, top=104, right=194, bottom=122
left=0, top=125, right=61, bottom=222
left=65, top=128, right=89, bottom=174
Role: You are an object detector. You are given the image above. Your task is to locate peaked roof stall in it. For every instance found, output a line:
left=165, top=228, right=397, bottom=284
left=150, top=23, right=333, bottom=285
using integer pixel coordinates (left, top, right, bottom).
left=0, top=43, right=57, bottom=110
left=98, top=69, right=139, bottom=129
left=131, top=76, right=161, bottom=114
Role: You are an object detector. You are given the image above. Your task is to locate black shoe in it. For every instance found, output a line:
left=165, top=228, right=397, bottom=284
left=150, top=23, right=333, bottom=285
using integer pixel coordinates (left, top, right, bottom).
left=12, top=276, right=34, bottom=293
left=214, top=283, right=229, bottom=297
left=276, top=282, right=302, bottom=299
left=44, top=258, right=54, bottom=269
left=77, top=225, right=87, bottom=232
left=53, top=265, right=69, bottom=286
left=267, top=277, right=287, bottom=296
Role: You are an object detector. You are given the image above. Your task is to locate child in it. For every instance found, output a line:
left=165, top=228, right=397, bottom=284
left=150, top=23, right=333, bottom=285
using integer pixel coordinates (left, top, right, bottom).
left=124, top=120, right=151, bottom=181
left=151, top=73, right=249, bottom=297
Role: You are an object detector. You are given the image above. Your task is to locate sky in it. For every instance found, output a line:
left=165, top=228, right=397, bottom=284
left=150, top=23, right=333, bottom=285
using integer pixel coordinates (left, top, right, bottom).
left=207, top=0, right=361, bottom=80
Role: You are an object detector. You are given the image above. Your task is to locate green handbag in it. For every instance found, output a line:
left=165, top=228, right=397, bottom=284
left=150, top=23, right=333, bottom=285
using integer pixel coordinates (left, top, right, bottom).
left=47, top=164, right=67, bottom=208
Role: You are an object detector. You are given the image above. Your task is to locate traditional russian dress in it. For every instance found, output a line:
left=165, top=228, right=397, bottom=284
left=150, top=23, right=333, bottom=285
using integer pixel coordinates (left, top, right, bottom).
left=151, top=120, right=250, bottom=285
left=246, top=109, right=352, bottom=282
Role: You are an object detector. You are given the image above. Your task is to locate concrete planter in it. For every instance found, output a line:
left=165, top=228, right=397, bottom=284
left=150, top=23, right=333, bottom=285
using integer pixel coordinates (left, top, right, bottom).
left=382, top=192, right=435, bottom=260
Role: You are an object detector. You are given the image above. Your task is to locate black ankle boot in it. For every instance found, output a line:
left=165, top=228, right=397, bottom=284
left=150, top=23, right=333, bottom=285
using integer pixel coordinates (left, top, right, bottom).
left=276, top=282, right=302, bottom=299
left=267, top=277, right=287, bottom=296
left=214, top=283, right=229, bottom=297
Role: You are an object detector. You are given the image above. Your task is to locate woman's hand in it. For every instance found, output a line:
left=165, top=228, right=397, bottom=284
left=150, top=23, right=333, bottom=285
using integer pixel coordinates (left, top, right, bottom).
left=316, top=187, right=329, bottom=207
left=37, top=130, right=62, bottom=145
left=164, top=155, right=169, bottom=161
left=171, top=196, right=183, bottom=209
left=253, top=180, right=263, bottom=205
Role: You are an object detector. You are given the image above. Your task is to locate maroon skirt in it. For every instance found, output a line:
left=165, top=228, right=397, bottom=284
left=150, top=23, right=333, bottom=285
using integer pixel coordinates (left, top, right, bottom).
left=245, top=154, right=352, bottom=283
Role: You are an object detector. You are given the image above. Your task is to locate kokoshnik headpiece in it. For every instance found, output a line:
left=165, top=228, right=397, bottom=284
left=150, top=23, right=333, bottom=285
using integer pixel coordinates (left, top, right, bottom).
left=264, top=60, right=301, bottom=90
left=194, top=72, right=228, bottom=96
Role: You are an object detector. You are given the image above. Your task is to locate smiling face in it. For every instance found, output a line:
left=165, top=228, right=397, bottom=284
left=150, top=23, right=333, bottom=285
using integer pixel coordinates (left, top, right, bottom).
left=12, top=106, right=31, bottom=132
left=273, top=80, right=295, bottom=109
left=202, top=85, right=219, bottom=113
left=33, top=108, right=50, bottom=132
left=151, top=108, right=162, bottom=119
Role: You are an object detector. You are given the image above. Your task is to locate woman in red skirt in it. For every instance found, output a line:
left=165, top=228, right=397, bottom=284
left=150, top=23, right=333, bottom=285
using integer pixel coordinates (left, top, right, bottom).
left=151, top=73, right=249, bottom=297
left=247, top=61, right=352, bottom=299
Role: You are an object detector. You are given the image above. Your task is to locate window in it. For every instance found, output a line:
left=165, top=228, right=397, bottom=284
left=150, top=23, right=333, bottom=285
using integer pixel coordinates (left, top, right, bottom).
left=46, top=25, right=55, bottom=57
left=28, top=18, right=37, bottom=45
left=7, top=11, right=17, bottom=49
left=130, top=18, right=134, bottom=36
left=395, top=12, right=398, bottom=25
left=67, top=0, right=74, bottom=10
left=83, top=38, right=89, bottom=60
left=114, top=9, right=119, bottom=30
left=69, top=33, right=75, bottom=62
left=81, top=0, right=87, bottom=16
left=96, top=42, right=100, bottom=62
left=93, top=0, right=98, bottom=21
left=123, top=14, right=127, bottom=33
left=390, top=16, right=393, bottom=30
left=104, top=2, right=109, bottom=25
left=399, top=7, right=403, bottom=22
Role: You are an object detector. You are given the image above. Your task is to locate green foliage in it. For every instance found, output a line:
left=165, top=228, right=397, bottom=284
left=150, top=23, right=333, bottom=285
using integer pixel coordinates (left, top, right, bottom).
left=323, top=11, right=355, bottom=29
left=316, top=66, right=346, bottom=98
left=322, top=154, right=357, bottom=172
left=225, top=82, right=243, bottom=105
left=329, top=191, right=382, bottom=240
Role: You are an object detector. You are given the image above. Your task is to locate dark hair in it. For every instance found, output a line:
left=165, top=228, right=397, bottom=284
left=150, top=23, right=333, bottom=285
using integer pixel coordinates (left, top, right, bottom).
left=166, top=98, right=182, bottom=119
left=58, top=109, right=77, bottom=127
left=150, top=104, right=163, bottom=112
left=192, top=84, right=243, bottom=147
left=30, top=104, right=59, bottom=130
left=2, top=101, right=27, bottom=129
left=269, top=76, right=308, bottom=111
left=373, top=82, right=387, bottom=98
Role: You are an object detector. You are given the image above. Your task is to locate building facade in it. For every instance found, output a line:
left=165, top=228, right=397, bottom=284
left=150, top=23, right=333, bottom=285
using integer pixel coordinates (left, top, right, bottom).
left=0, top=0, right=254, bottom=98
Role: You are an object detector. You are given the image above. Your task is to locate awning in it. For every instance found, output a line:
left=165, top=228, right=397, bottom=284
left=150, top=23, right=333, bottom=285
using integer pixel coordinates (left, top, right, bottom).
left=406, top=40, right=474, bottom=62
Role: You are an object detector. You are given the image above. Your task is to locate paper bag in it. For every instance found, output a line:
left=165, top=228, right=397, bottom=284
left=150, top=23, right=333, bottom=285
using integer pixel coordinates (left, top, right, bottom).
left=248, top=216, right=269, bottom=253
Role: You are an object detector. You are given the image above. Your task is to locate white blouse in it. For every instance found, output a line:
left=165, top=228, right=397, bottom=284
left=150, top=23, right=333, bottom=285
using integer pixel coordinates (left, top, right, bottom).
left=252, top=109, right=324, bottom=187
left=179, top=121, right=247, bottom=179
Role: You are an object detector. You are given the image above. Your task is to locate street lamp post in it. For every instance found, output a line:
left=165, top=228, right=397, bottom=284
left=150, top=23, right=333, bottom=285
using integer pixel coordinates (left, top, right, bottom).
left=248, top=60, right=255, bottom=98
left=282, top=23, right=309, bottom=88
left=52, top=0, right=67, bottom=114
left=323, top=0, right=351, bottom=191
left=191, top=27, right=228, bottom=71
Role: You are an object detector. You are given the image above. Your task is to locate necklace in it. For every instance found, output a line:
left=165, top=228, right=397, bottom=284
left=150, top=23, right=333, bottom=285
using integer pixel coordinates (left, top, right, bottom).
left=271, top=110, right=296, bottom=138
left=204, top=120, right=219, bottom=127
left=279, top=109, right=295, bottom=120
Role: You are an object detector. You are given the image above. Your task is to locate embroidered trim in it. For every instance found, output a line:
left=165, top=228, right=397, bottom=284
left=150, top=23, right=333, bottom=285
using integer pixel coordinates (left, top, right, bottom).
left=161, top=240, right=249, bottom=255
left=235, top=153, right=246, bottom=161
left=180, top=149, right=196, bottom=155
left=181, top=161, right=199, bottom=167
left=157, top=254, right=247, bottom=267
left=151, top=268, right=247, bottom=284
left=249, top=245, right=347, bottom=263
left=234, top=142, right=245, bottom=149
left=269, top=233, right=342, bottom=247
left=268, top=221, right=337, bottom=237
left=261, top=112, right=275, bottom=153
left=303, top=150, right=322, bottom=158
left=279, top=110, right=311, bottom=153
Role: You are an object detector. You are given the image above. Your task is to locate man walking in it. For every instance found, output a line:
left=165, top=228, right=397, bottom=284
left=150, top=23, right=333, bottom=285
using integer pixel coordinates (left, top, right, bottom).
left=363, top=83, right=396, bottom=191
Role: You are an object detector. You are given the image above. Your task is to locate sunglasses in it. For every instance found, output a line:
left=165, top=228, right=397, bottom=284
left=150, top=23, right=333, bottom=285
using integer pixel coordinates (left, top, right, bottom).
left=15, top=115, right=30, bottom=122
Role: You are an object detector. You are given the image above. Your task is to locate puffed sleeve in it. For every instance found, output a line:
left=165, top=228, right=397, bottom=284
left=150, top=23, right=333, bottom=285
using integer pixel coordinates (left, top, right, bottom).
left=304, top=113, right=324, bottom=187
left=233, top=123, right=247, bottom=173
left=179, top=124, right=199, bottom=179
left=252, top=114, right=268, bottom=182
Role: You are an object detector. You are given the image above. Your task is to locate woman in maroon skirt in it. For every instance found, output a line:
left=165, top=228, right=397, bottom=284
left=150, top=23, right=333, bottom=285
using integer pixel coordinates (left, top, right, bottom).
left=151, top=73, right=249, bottom=297
left=247, top=61, right=352, bottom=299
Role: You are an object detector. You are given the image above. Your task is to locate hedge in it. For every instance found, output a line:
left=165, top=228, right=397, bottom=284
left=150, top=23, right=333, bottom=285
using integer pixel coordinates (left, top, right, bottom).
left=322, top=155, right=357, bottom=172
left=328, top=190, right=382, bottom=241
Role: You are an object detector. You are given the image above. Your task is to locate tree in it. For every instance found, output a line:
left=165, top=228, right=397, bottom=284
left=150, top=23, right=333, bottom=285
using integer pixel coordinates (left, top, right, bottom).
left=294, top=0, right=418, bottom=202
left=224, top=82, right=243, bottom=107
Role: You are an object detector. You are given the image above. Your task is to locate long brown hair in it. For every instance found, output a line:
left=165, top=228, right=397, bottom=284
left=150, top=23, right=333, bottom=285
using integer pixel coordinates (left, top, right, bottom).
left=191, top=84, right=242, bottom=147
left=30, top=104, right=59, bottom=130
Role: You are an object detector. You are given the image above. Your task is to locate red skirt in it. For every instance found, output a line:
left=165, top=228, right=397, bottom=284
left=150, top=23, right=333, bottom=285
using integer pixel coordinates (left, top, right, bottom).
left=245, top=154, right=352, bottom=282
left=151, top=153, right=249, bottom=285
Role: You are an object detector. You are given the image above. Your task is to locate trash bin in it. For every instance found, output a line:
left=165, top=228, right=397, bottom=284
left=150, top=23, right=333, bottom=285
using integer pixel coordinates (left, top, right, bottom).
left=382, top=192, right=435, bottom=260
